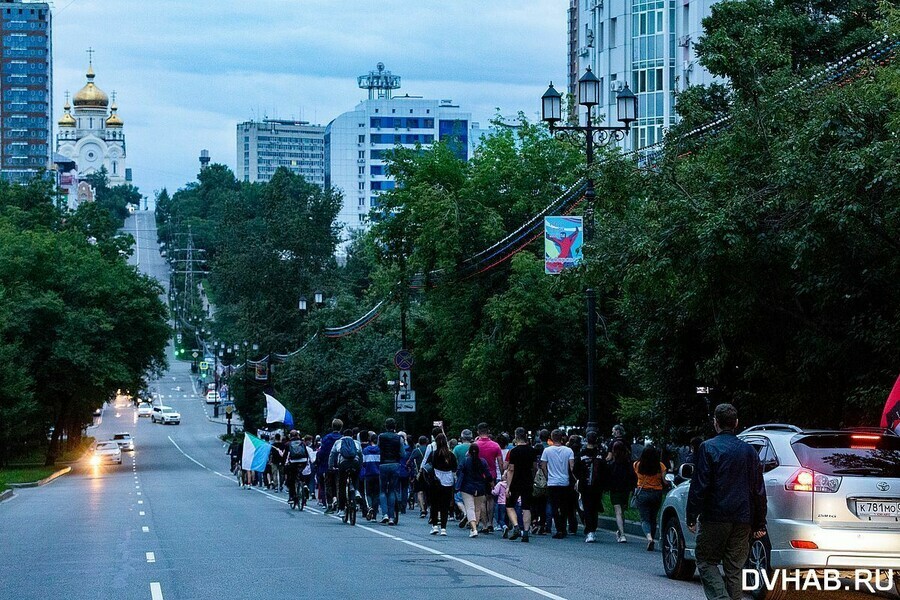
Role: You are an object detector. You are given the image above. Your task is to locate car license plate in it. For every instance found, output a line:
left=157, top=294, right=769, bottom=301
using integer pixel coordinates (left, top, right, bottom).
left=856, top=500, right=900, bottom=519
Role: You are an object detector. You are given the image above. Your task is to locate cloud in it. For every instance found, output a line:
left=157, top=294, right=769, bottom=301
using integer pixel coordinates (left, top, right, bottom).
left=52, top=0, right=566, bottom=194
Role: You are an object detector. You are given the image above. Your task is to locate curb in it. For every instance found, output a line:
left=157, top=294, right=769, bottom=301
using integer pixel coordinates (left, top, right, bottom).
left=0, top=489, right=13, bottom=503
left=7, top=466, right=71, bottom=489
left=598, top=514, right=646, bottom=538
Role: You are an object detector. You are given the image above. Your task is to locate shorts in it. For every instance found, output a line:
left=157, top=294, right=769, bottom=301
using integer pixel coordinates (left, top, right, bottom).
left=609, top=489, right=630, bottom=507
left=506, top=486, right=532, bottom=511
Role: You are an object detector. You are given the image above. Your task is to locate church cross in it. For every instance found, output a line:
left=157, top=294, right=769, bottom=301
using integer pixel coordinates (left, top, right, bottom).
left=64, top=90, right=70, bottom=103
left=111, top=91, right=117, bottom=104
left=86, top=47, right=95, bottom=65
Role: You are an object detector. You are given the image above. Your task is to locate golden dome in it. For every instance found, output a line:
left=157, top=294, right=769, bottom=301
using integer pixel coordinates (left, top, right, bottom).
left=58, top=111, right=76, bottom=127
left=106, top=103, right=123, bottom=128
left=73, top=64, right=109, bottom=108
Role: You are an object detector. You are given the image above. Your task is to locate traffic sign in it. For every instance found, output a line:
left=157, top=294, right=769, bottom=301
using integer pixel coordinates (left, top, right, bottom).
left=199, top=361, right=209, bottom=372
left=394, top=349, right=414, bottom=370
left=395, top=390, right=416, bottom=413
left=192, top=350, right=199, bottom=359
left=398, top=369, right=411, bottom=390
left=225, top=404, right=234, bottom=415
left=433, top=420, right=443, bottom=428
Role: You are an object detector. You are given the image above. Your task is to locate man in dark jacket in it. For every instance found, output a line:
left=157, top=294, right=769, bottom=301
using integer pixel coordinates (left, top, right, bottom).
left=687, top=404, right=767, bottom=600
left=317, top=419, right=343, bottom=513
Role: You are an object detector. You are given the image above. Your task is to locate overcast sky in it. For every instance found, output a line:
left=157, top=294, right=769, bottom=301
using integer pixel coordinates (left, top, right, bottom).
left=52, top=0, right=566, bottom=197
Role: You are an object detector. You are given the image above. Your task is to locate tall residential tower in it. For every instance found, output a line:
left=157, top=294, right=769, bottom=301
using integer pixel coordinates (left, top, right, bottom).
left=235, top=119, right=325, bottom=185
left=0, top=0, right=52, bottom=182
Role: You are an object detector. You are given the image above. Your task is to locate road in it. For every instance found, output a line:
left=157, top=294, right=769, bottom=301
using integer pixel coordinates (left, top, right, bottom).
left=0, top=211, right=893, bottom=600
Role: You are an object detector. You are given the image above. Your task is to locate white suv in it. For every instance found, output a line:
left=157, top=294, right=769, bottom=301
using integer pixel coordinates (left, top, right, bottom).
left=660, top=425, right=900, bottom=598
left=151, top=405, right=181, bottom=425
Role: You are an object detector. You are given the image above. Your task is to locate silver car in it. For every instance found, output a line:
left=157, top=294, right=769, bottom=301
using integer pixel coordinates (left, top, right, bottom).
left=660, top=425, right=900, bottom=598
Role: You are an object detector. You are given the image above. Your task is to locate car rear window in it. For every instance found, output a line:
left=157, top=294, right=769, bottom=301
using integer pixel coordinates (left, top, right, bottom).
left=792, top=433, right=900, bottom=478
left=113, top=434, right=128, bottom=440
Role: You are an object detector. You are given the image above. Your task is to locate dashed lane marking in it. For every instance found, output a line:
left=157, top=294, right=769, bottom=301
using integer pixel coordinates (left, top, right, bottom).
left=146, top=552, right=156, bottom=563
left=138, top=500, right=143, bottom=505
left=142, top=526, right=149, bottom=533
left=139, top=511, right=145, bottom=516
left=150, top=582, right=163, bottom=600
left=167, top=438, right=568, bottom=600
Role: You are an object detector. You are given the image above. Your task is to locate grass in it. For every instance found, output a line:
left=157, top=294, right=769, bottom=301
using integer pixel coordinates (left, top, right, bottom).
left=0, top=466, right=62, bottom=492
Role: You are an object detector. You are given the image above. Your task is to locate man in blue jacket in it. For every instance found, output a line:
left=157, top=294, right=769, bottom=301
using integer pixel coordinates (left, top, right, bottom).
left=317, top=419, right=343, bottom=513
left=687, top=404, right=767, bottom=600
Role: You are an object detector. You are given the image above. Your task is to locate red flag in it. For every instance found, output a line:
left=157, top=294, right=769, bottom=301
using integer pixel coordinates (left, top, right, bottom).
left=880, top=374, right=900, bottom=431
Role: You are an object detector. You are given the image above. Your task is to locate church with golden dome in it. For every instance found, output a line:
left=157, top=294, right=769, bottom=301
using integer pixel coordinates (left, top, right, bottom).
left=56, top=60, right=128, bottom=186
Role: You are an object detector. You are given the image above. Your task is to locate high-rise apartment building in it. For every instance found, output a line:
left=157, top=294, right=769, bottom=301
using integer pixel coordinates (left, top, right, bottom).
left=235, top=119, right=325, bottom=186
left=0, top=0, right=51, bottom=182
left=568, top=0, right=718, bottom=151
left=325, top=63, right=475, bottom=250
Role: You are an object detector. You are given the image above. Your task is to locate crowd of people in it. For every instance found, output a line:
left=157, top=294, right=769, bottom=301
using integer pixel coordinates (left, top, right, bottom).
left=228, top=417, right=686, bottom=547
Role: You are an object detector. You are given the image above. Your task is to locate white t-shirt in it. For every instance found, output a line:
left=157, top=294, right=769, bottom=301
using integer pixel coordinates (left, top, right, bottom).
left=540, top=445, right=575, bottom=486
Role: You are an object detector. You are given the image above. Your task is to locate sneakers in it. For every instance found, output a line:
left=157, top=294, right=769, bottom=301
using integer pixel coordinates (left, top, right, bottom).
left=647, top=539, right=655, bottom=552
left=616, top=532, right=627, bottom=543
left=388, top=519, right=396, bottom=526
left=430, top=525, right=440, bottom=535
left=509, top=526, right=521, bottom=541
left=585, top=532, right=596, bottom=543
left=302, top=486, right=310, bottom=500
left=521, top=532, right=530, bottom=543
left=502, top=526, right=509, bottom=539
left=337, top=510, right=345, bottom=519
left=487, top=525, right=494, bottom=534
left=458, top=518, right=468, bottom=529
left=439, top=528, right=447, bottom=536
left=381, top=516, right=390, bottom=524
left=469, top=530, right=479, bottom=538
left=324, top=506, right=335, bottom=515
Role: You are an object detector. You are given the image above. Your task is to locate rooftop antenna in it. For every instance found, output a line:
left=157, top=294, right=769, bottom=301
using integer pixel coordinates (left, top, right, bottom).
left=358, top=62, right=401, bottom=100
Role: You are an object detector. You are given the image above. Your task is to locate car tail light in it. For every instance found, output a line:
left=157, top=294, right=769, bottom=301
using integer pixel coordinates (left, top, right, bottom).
left=785, top=468, right=841, bottom=493
left=790, top=540, right=818, bottom=549
left=850, top=434, right=880, bottom=449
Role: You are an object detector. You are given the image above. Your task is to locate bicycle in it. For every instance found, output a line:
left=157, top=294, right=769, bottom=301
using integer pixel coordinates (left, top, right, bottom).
left=342, top=472, right=358, bottom=526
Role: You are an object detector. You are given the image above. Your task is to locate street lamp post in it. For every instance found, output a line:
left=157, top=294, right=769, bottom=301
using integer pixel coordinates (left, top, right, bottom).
left=541, top=67, right=637, bottom=433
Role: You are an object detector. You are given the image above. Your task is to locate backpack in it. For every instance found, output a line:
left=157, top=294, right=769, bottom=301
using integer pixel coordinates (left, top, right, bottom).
left=288, top=440, right=308, bottom=462
left=532, top=466, right=548, bottom=497
left=339, top=437, right=358, bottom=461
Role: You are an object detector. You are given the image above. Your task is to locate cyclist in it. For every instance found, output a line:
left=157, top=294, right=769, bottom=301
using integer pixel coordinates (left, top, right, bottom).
left=329, top=428, right=363, bottom=519
left=285, top=430, right=311, bottom=509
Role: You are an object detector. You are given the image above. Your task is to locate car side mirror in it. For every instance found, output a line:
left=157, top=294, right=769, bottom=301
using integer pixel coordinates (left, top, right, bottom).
left=679, top=463, right=694, bottom=479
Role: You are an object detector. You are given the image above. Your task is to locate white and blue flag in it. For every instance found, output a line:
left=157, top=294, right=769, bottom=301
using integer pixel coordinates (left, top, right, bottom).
left=264, top=393, right=294, bottom=429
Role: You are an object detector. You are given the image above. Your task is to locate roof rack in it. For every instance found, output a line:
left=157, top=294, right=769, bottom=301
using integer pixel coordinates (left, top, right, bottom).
left=741, top=424, right=804, bottom=434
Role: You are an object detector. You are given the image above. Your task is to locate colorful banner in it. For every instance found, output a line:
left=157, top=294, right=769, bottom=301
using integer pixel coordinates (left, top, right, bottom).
left=544, top=216, right=584, bottom=274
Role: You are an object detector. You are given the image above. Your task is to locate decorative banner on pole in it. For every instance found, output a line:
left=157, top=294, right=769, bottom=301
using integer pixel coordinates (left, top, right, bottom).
left=254, top=362, right=268, bottom=381
left=544, top=216, right=584, bottom=274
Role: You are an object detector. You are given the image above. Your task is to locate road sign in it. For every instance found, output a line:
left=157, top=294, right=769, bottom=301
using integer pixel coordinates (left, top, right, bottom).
left=176, top=333, right=183, bottom=342
left=225, top=404, right=234, bottom=416
left=199, top=361, right=209, bottom=372
left=395, top=390, right=416, bottom=413
left=394, top=349, right=414, bottom=370
left=398, top=369, right=411, bottom=390
left=192, top=350, right=199, bottom=359
left=433, top=420, right=443, bottom=428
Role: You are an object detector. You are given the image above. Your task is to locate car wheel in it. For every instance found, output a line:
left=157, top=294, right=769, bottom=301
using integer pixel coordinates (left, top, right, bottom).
left=662, top=514, right=696, bottom=580
left=746, top=535, right=786, bottom=600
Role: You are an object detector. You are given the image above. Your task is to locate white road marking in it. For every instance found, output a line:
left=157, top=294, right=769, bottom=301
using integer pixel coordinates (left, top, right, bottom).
left=142, top=526, right=149, bottom=533
left=169, top=439, right=565, bottom=600
left=137, top=492, right=142, bottom=496
left=150, top=582, right=163, bottom=600
left=138, top=500, right=143, bottom=505
left=139, top=511, right=145, bottom=516
left=146, top=552, right=155, bottom=563
left=167, top=436, right=210, bottom=471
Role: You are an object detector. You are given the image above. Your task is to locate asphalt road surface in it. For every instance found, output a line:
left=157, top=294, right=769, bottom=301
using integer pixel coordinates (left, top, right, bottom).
left=0, top=211, right=894, bottom=600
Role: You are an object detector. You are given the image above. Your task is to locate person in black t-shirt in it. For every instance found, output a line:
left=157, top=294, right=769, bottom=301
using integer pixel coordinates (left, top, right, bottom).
left=577, top=431, right=608, bottom=543
left=504, top=427, right=536, bottom=542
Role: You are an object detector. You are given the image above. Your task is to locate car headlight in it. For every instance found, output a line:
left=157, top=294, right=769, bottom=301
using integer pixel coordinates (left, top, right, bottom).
left=90, top=455, right=101, bottom=467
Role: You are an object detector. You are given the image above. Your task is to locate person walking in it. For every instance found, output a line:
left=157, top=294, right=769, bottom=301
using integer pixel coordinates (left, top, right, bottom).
left=408, top=436, right=430, bottom=518
left=687, top=404, right=767, bottom=600
left=607, top=440, right=637, bottom=542
left=377, top=418, right=403, bottom=525
left=474, top=423, right=503, bottom=533
left=456, top=443, right=490, bottom=538
left=317, top=419, right=343, bottom=512
left=577, top=430, right=608, bottom=543
left=504, top=427, right=536, bottom=542
left=541, top=429, right=575, bottom=539
left=453, top=429, right=474, bottom=526
left=633, top=445, right=667, bottom=551
left=426, top=433, right=457, bottom=536
left=397, top=431, right=411, bottom=515
left=361, top=432, right=381, bottom=521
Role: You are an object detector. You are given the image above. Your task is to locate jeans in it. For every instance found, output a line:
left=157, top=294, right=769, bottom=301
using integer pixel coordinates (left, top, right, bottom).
left=364, top=477, right=380, bottom=515
left=548, top=486, right=573, bottom=536
left=695, top=521, right=752, bottom=600
left=285, top=463, right=300, bottom=502
left=379, top=462, right=400, bottom=520
left=634, top=488, right=663, bottom=538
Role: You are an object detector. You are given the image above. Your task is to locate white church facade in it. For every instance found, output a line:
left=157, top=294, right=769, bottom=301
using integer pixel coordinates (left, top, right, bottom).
left=56, top=61, right=128, bottom=187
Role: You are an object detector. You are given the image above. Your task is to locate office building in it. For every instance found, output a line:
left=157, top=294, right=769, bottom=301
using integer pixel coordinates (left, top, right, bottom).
left=568, top=0, right=718, bottom=151
left=325, top=63, right=476, bottom=248
left=0, top=0, right=52, bottom=183
left=236, top=119, right=325, bottom=185
left=56, top=60, right=129, bottom=186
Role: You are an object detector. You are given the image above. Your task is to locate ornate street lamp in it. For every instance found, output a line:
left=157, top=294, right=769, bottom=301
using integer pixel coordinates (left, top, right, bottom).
left=540, top=66, right=638, bottom=434
left=298, top=296, right=308, bottom=312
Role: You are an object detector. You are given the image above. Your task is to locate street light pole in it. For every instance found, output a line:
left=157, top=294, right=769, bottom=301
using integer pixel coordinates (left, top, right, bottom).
left=541, top=67, right=637, bottom=433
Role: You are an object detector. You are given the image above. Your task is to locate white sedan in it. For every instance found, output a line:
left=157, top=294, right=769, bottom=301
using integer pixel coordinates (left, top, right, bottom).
left=137, top=403, right=153, bottom=417
left=91, top=442, right=122, bottom=466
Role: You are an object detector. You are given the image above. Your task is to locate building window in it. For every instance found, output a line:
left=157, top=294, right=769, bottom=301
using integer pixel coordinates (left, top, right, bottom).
left=358, top=150, right=365, bottom=159
left=358, top=166, right=365, bottom=175
left=358, top=197, right=365, bottom=206
left=358, top=134, right=365, bottom=143
left=112, top=161, right=117, bottom=175
left=610, top=18, right=617, bottom=47
left=358, top=182, right=365, bottom=190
